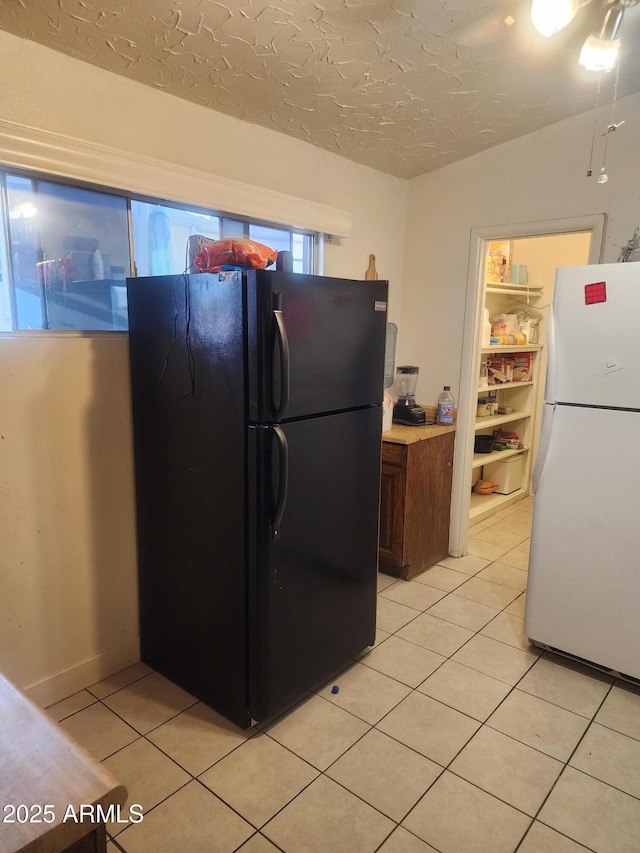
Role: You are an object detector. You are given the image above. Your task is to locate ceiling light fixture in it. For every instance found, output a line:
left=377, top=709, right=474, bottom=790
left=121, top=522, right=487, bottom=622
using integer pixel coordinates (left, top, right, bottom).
left=9, top=201, right=38, bottom=220
left=532, top=0, right=639, bottom=71
left=531, top=0, right=580, bottom=36
left=579, top=3, right=624, bottom=71
left=581, top=1, right=636, bottom=184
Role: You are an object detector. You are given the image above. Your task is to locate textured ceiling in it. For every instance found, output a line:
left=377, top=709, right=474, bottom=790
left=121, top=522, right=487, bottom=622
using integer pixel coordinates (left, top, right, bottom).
left=1, top=0, right=640, bottom=178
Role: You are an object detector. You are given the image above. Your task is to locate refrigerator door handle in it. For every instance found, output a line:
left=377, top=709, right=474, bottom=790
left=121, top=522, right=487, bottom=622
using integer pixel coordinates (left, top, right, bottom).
left=272, top=425, right=289, bottom=539
left=532, top=403, right=555, bottom=494
left=273, top=305, right=291, bottom=420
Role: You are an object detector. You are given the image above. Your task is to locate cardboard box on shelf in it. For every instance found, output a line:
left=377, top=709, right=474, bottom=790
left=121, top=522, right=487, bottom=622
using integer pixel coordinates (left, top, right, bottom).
left=487, top=357, right=513, bottom=385
left=486, top=240, right=513, bottom=284
left=510, top=353, right=533, bottom=383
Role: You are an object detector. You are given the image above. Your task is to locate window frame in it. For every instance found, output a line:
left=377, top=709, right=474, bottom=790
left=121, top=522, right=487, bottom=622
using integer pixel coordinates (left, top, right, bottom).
left=0, top=164, right=318, bottom=334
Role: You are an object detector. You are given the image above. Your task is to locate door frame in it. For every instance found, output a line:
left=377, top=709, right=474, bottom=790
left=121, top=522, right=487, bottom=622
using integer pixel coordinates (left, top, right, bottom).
left=449, top=214, right=606, bottom=557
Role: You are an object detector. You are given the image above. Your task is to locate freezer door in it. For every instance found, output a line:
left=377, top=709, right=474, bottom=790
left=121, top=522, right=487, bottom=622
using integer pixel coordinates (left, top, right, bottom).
left=525, top=404, right=640, bottom=679
left=553, top=263, right=640, bottom=409
left=246, top=270, right=388, bottom=422
left=248, top=407, right=381, bottom=722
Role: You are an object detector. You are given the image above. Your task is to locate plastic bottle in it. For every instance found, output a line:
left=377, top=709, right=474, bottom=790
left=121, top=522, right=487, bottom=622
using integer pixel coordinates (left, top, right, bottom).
left=482, top=307, right=491, bottom=347
left=92, top=249, right=104, bottom=280
left=479, top=360, right=488, bottom=389
left=437, top=386, right=455, bottom=425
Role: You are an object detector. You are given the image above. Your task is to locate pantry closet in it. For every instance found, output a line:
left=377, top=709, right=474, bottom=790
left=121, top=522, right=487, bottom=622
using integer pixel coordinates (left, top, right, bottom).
left=451, top=222, right=600, bottom=557
left=470, top=238, right=541, bottom=523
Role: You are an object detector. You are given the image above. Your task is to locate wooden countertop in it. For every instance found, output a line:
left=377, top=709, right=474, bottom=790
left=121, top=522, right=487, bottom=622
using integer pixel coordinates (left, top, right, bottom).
left=0, top=672, right=127, bottom=853
left=383, top=421, right=456, bottom=445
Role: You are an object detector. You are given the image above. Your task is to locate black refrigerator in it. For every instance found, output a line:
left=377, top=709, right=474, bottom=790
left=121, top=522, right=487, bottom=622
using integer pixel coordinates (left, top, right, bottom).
left=126, top=270, right=388, bottom=728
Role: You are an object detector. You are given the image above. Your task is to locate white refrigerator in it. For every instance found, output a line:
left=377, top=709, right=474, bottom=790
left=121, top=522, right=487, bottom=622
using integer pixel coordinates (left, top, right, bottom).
left=524, top=261, right=640, bottom=680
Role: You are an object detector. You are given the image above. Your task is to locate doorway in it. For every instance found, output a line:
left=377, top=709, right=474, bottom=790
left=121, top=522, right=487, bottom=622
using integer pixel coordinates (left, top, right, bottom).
left=450, top=215, right=606, bottom=558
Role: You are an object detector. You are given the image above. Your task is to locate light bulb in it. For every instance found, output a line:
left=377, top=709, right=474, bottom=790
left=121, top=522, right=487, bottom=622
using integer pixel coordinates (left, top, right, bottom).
left=9, top=201, right=38, bottom=219
left=579, top=4, right=624, bottom=72
left=579, top=35, right=620, bottom=72
left=19, top=202, right=38, bottom=219
left=531, top=0, right=579, bottom=37
left=597, top=168, right=609, bottom=184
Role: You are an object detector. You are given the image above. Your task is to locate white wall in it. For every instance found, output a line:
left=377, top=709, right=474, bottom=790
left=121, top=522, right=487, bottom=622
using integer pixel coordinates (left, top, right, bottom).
left=401, top=91, right=640, bottom=407
left=0, top=30, right=407, bottom=704
left=0, top=334, right=140, bottom=702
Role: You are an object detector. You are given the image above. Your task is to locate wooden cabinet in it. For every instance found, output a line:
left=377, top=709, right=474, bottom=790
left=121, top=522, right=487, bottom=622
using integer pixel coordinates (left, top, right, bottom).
left=379, top=430, right=454, bottom=580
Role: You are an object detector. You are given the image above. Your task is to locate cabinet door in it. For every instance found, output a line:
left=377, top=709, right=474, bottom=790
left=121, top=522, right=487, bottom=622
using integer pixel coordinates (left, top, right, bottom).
left=404, top=432, right=454, bottom=577
left=379, top=446, right=407, bottom=573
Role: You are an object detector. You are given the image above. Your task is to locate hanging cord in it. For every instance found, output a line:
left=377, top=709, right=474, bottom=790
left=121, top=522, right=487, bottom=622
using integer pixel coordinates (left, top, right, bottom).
left=598, top=56, right=622, bottom=183
left=158, top=268, right=196, bottom=404
left=586, top=71, right=603, bottom=177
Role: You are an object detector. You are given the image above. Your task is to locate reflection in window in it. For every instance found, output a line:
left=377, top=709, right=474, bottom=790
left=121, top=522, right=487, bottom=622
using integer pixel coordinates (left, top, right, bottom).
left=132, top=205, right=313, bottom=277
left=1, top=170, right=316, bottom=332
left=249, top=225, right=308, bottom=274
left=6, top=176, right=130, bottom=330
left=131, top=200, right=220, bottom=277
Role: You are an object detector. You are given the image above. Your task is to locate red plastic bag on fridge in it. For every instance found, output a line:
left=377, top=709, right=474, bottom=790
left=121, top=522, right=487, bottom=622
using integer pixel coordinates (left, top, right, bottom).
left=193, top=238, right=277, bottom=273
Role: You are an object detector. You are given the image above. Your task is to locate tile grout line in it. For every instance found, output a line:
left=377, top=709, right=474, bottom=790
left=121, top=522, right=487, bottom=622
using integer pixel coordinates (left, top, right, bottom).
left=385, top=524, right=640, bottom=851
left=512, top=680, right=617, bottom=853
left=359, top=572, right=536, bottom=840
left=55, top=505, right=640, bottom=852
left=45, top=666, right=155, bottom=718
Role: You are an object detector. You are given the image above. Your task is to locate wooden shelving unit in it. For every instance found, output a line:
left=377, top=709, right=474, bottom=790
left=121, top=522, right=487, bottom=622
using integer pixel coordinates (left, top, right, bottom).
left=470, top=272, right=544, bottom=524
left=475, top=410, right=530, bottom=430
left=472, top=445, right=531, bottom=470
left=482, top=344, right=542, bottom=353
left=469, top=487, right=530, bottom=522
left=485, top=284, right=543, bottom=299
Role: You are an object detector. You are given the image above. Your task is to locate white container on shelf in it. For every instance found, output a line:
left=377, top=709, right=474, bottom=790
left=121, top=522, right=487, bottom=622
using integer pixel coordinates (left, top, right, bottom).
left=483, top=455, right=524, bottom=494
left=482, top=308, right=491, bottom=346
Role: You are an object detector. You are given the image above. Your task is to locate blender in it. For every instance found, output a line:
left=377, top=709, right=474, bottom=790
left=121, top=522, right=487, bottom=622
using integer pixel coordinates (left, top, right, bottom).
left=392, top=366, right=427, bottom=426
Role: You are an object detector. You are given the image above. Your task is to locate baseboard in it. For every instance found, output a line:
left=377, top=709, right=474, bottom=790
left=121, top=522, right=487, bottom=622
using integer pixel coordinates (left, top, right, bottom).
left=24, top=638, right=141, bottom=708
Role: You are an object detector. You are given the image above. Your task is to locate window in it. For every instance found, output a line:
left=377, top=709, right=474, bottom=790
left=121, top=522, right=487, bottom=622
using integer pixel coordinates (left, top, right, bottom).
left=249, top=225, right=310, bottom=274
left=0, top=170, right=316, bottom=332
left=131, top=201, right=311, bottom=278
left=131, top=200, right=220, bottom=277
left=4, top=175, right=130, bottom=331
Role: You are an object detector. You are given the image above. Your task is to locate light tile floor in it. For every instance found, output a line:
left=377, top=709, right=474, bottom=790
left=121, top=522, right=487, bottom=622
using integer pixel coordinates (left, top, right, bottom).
left=46, top=496, right=640, bottom=853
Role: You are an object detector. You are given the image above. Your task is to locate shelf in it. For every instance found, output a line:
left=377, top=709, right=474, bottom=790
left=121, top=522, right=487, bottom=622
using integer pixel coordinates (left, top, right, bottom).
left=475, top=411, right=531, bottom=430
left=469, top=488, right=530, bottom=522
left=482, top=345, right=542, bottom=353
left=485, top=284, right=543, bottom=298
left=472, top=446, right=530, bottom=470
left=477, top=380, right=535, bottom=393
